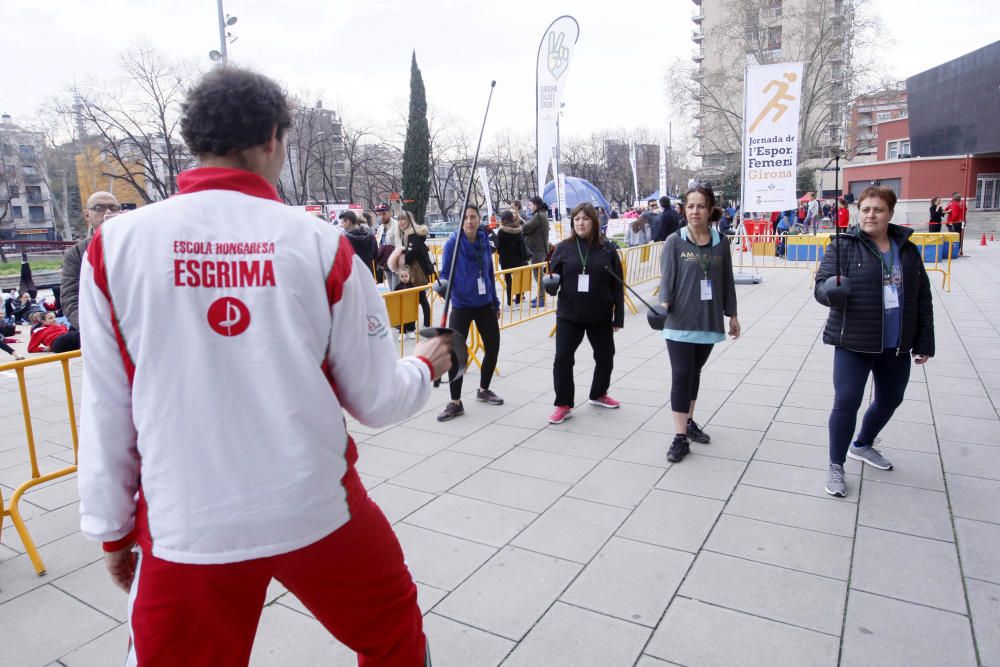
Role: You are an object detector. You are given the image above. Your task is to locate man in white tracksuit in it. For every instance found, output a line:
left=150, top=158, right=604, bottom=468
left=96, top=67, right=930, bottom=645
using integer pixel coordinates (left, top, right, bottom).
left=77, top=66, right=450, bottom=666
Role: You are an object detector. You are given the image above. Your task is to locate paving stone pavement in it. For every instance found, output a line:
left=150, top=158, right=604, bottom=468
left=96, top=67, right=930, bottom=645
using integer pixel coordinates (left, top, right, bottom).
left=2, top=244, right=999, bottom=666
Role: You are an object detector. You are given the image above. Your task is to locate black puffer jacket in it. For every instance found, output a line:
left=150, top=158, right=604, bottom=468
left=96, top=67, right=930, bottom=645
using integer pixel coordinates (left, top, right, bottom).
left=815, top=224, right=934, bottom=356
left=550, top=238, right=625, bottom=328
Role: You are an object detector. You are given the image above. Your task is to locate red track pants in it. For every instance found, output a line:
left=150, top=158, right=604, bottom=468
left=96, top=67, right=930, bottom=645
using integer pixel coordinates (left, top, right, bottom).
left=125, top=496, right=425, bottom=666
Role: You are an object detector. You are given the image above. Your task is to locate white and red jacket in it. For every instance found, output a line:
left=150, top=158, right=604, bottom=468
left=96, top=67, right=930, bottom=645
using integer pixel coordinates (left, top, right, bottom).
left=78, top=167, right=434, bottom=564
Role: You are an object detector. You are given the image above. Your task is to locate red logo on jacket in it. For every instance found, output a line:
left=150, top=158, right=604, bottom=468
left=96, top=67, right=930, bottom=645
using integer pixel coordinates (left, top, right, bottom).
left=207, top=297, right=251, bottom=337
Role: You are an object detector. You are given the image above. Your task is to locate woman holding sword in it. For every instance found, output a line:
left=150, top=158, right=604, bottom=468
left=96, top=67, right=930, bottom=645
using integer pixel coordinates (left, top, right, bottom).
left=658, top=185, right=740, bottom=463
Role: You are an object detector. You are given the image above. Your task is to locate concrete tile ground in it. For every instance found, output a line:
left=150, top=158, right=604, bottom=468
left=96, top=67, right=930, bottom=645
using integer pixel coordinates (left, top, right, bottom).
left=3, top=243, right=1000, bottom=665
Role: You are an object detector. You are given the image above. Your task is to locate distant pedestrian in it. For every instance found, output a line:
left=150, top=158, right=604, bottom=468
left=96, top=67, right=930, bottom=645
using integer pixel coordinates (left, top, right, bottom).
left=547, top=203, right=625, bottom=424
left=928, top=197, right=944, bottom=233
left=495, top=210, right=529, bottom=306
left=815, top=186, right=935, bottom=498
left=836, top=198, right=850, bottom=230
left=658, top=185, right=739, bottom=463
left=523, top=196, right=550, bottom=307
left=625, top=213, right=653, bottom=247
left=652, top=196, right=680, bottom=241
left=805, top=193, right=819, bottom=232
left=944, top=192, right=966, bottom=234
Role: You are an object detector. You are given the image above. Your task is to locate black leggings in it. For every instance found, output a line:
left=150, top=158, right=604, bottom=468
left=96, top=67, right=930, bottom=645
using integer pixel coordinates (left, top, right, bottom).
left=666, top=340, right=714, bottom=413
left=828, top=347, right=911, bottom=465
left=448, top=305, right=500, bottom=400
left=51, top=329, right=81, bottom=353
left=401, top=292, right=431, bottom=333
left=553, top=319, right=614, bottom=406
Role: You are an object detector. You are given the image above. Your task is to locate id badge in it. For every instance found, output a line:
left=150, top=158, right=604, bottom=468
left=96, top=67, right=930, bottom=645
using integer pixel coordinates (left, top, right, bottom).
left=477, top=277, right=487, bottom=295
left=884, top=285, right=899, bottom=309
left=578, top=274, right=590, bottom=293
left=700, top=279, right=713, bottom=301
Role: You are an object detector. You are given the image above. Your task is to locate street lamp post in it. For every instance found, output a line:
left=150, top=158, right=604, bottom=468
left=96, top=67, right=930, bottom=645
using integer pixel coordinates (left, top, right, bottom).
left=209, top=1, right=238, bottom=63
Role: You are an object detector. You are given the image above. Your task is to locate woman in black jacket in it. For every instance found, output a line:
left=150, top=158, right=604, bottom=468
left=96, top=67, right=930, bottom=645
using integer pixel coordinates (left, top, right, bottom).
left=495, top=210, right=529, bottom=306
left=928, top=197, right=944, bottom=233
left=815, top=186, right=935, bottom=498
left=546, top=203, right=625, bottom=425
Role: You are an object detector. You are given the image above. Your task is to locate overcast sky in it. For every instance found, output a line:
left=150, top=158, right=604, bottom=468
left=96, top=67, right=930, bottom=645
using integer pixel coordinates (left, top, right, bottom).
left=4, top=0, right=997, bottom=141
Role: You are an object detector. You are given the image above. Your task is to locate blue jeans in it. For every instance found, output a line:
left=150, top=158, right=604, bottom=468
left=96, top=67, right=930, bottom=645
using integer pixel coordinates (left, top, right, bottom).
left=828, top=347, right=911, bottom=465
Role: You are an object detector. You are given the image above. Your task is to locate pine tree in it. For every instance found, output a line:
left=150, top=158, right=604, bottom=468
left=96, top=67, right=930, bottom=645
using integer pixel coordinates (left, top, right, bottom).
left=401, top=52, right=431, bottom=226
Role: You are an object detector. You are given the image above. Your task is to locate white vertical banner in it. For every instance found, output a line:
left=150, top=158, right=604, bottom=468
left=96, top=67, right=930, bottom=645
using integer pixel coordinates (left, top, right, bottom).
left=536, top=16, right=580, bottom=195
left=658, top=139, right=667, bottom=197
left=628, top=142, right=639, bottom=205
left=478, top=167, right=493, bottom=220
left=741, top=62, right=804, bottom=211
left=557, top=172, right=567, bottom=218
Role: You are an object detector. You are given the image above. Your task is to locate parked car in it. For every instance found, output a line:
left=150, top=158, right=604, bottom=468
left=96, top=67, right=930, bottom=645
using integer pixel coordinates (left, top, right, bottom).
left=428, top=221, right=460, bottom=238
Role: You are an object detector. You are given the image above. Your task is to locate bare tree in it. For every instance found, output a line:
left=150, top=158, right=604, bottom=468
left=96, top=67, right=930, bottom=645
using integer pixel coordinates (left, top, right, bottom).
left=65, top=46, right=197, bottom=204
left=669, top=0, right=885, bottom=178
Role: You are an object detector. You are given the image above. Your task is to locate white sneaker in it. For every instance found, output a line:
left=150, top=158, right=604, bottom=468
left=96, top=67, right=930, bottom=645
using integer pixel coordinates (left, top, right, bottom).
left=406, top=331, right=416, bottom=340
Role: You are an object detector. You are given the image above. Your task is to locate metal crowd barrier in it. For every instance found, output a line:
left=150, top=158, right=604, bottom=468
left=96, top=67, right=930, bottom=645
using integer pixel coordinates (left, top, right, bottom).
left=728, top=230, right=957, bottom=292
left=0, top=351, right=81, bottom=576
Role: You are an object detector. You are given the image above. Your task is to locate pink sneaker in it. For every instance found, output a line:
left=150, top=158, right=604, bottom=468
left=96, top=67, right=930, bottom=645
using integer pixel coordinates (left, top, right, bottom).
left=589, top=395, right=621, bottom=409
left=548, top=406, right=573, bottom=424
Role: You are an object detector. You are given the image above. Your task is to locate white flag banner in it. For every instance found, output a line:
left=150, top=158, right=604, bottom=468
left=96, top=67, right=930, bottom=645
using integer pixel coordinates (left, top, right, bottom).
left=536, top=16, right=580, bottom=195
left=658, top=139, right=667, bottom=197
left=628, top=142, right=639, bottom=205
left=478, top=167, right=493, bottom=219
left=741, top=62, right=803, bottom=211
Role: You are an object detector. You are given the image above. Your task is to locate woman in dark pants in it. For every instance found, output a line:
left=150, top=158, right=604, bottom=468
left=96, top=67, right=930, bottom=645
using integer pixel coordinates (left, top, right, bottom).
left=658, top=185, right=740, bottom=463
left=495, top=210, right=529, bottom=306
left=436, top=206, right=503, bottom=422
left=546, top=203, right=625, bottom=425
left=928, top=197, right=944, bottom=233
left=815, top=186, right=935, bottom=498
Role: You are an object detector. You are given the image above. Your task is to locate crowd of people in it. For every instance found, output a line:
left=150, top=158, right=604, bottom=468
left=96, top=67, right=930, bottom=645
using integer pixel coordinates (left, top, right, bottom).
left=5, top=64, right=938, bottom=666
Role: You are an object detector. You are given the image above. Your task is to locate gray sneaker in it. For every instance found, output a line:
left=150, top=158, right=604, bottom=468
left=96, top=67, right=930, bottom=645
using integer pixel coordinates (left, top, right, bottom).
left=847, top=443, right=894, bottom=470
left=825, top=463, right=847, bottom=497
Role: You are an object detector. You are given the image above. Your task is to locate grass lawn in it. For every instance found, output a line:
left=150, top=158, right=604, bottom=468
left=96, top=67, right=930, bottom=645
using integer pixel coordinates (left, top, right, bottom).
left=0, top=260, right=63, bottom=276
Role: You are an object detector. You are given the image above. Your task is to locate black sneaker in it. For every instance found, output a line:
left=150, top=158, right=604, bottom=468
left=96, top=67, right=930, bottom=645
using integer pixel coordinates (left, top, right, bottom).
left=436, top=401, right=465, bottom=422
left=687, top=419, right=711, bottom=444
left=667, top=435, right=690, bottom=463
left=476, top=389, right=504, bottom=406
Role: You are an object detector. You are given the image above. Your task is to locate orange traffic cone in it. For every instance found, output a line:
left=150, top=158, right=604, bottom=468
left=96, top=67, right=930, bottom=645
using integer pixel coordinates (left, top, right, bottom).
left=981, top=234, right=988, bottom=246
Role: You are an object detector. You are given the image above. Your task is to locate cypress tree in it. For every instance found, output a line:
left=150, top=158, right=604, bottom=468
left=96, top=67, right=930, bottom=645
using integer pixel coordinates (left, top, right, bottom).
left=402, top=52, right=431, bottom=226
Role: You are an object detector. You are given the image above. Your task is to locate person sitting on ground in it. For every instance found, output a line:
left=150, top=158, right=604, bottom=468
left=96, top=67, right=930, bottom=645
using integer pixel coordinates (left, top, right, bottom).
left=11, top=292, right=42, bottom=324
left=339, top=210, right=378, bottom=277
left=547, top=202, right=625, bottom=425
left=29, top=311, right=45, bottom=331
left=28, top=311, right=69, bottom=353
left=0, top=337, right=24, bottom=360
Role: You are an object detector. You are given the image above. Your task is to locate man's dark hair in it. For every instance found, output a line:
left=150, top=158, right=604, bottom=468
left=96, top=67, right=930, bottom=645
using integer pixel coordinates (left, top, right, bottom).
left=659, top=196, right=670, bottom=209
left=181, top=67, right=292, bottom=157
left=529, top=195, right=546, bottom=211
left=339, top=210, right=358, bottom=224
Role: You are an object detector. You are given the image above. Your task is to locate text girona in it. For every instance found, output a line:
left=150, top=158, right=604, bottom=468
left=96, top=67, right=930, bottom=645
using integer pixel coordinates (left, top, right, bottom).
left=173, top=259, right=276, bottom=288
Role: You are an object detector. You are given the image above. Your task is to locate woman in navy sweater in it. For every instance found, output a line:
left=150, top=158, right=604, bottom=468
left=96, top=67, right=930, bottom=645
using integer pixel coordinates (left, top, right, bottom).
left=437, top=206, right=504, bottom=421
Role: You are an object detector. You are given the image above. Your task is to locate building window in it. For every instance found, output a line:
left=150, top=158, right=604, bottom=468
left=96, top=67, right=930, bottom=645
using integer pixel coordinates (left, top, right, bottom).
left=876, top=112, right=891, bottom=122
left=18, top=145, right=36, bottom=161
left=11, top=206, right=23, bottom=219
left=28, top=206, right=45, bottom=223
left=8, top=184, right=18, bottom=198
left=886, top=138, right=910, bottom=160
left=767, top=26, right=782, bottom=49
left=25, top=185, right=42, bottom=203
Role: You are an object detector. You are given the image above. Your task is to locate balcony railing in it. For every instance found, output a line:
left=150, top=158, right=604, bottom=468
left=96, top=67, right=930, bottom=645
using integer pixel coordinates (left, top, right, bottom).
left=692, top=30, right=704, bottom=42
left=692, top=51, right=704, bottom=62
left=692, top=7, right=704, bottom=21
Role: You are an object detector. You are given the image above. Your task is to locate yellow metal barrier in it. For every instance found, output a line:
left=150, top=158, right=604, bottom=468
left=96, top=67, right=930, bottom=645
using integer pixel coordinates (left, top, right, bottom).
left=0, top=351, right=81, bottom=576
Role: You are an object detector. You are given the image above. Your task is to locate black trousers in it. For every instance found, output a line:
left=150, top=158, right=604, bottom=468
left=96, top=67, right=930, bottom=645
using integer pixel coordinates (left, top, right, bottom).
left=665, top=340, right=714, bottom=413
left=401, top=292, right=431, bottom=333
left=928, top=222, right=942, bottom=233
left=828, top=347, right=910, bottom=465
left=501, top=271, right=524, bottom=306
left=50, top=329, right=81, bottom=353
left=553, top=319, right=615, bottom=406
left=448, top=305, right=500, bottom=400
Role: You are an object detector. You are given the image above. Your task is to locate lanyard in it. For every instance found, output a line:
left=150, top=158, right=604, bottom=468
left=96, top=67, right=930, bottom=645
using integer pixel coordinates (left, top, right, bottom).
left=576, top=239, right=590, bottom=274
left=692, top=237, right=713, bottom=278
left=878, top=242, right=894, bottom=278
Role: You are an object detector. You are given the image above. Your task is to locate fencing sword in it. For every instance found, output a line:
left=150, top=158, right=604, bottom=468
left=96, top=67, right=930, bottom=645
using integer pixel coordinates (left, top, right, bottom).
left=822, top=149, right=851, bottom=304
left=603, top=265, right=668, bottom=330
left=423, top=80, right=497, bottom=384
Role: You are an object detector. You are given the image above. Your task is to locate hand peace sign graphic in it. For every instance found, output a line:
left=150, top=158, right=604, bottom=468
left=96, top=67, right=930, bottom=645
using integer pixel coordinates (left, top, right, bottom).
left=547, top=31, right=570, bottom=79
